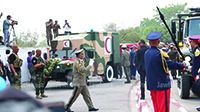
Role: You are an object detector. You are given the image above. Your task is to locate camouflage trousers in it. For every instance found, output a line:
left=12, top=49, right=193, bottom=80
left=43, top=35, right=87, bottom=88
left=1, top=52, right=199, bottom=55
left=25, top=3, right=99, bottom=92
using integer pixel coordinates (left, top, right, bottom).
left=11, top=70, right=21, bottom=89
left=46, top=32, right=52, bottom=46
left=32, top=72, right=45, bottom=95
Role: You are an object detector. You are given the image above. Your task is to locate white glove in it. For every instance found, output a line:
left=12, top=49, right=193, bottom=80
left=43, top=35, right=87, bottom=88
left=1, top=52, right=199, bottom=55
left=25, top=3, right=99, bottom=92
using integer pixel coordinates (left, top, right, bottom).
left=89, top=59, right=94, bottom=66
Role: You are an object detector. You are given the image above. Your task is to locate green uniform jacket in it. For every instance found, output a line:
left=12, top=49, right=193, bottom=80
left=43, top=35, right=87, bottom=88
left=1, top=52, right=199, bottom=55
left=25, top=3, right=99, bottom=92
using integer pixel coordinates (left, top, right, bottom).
left=72, top=58, right=91, bottom=87
left=121, top=50, right=130, bottom=67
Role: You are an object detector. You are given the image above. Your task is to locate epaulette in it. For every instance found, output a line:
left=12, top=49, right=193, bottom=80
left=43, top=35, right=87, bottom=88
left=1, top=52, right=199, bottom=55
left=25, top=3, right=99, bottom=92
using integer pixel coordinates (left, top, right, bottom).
left=195, top=48, right=200, bottom=57
left=160, top=50, right=169, bottom=58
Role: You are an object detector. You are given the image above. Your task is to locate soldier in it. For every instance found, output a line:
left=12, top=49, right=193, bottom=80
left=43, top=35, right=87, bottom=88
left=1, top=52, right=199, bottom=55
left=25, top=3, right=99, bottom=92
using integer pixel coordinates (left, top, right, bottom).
left=144, top=32, right=185, bottom=112
left=32, top=49, right=48, bottom=99
left=135, top=39, right=149, bottom=99
left=45, top=19, right=53, bottom=46
left=8, top=45, right=23, bottom=89
left=188, top=37, right=200, bottom=81
left=121, top=44, right=131, bottom=83
left=168, top=44, right=179, bottom=79
left=52, top=20, right=61, bottom=38
left=65, top=49, right=99, bottom=112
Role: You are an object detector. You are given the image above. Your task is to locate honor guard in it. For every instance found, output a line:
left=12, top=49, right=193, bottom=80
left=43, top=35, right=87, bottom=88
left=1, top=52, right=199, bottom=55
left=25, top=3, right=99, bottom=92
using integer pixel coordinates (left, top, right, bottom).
left=8, top=45, right=23, bottom=89
left=144, top=32, right=185, bottom=112
left=189, top=36, right=200, bottom=81
left=65, top=49, right=99, bottom=112
left=32, top=49, right=48, bottom=99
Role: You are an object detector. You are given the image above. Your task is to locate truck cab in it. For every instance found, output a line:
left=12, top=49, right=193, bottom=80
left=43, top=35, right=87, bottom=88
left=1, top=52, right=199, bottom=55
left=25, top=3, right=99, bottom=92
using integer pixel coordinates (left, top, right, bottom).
left=171, top=8, right=200, bottom=99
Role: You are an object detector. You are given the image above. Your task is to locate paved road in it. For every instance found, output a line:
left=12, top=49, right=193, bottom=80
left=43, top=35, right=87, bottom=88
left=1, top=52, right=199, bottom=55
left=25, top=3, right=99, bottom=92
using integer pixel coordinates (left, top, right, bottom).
left=21, top=78, right=200, bottom=112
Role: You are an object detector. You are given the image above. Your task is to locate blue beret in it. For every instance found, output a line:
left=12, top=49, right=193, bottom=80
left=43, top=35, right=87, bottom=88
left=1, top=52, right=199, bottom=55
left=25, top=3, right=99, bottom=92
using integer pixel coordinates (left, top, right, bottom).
left=147, top=32, right=161, bottom=40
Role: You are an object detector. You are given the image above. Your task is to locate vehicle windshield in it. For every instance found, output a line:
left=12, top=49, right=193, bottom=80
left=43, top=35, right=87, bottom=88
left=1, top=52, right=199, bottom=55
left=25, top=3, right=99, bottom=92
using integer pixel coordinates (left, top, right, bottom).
left=51, top=49, right=76, bottom=59
left=188, top=19, right=200, bottom=36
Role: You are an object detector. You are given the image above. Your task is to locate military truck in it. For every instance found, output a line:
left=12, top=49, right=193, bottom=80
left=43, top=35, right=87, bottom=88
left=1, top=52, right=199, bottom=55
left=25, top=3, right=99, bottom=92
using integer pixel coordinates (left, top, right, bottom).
left=170, top=8, right=200, bottom=99
left=48, top=31, right=121, bottom=87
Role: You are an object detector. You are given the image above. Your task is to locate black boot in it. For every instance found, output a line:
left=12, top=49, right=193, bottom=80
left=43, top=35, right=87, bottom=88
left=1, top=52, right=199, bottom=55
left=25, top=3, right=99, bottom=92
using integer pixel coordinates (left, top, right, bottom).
left=140, top=84, right=145, bottom=100
left=89, top=108, right=99, bottom=111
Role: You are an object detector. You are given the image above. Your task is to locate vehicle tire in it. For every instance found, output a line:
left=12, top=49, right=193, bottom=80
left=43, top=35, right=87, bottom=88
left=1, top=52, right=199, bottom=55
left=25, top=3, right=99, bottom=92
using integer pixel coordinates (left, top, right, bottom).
left=178, top=76, right=192, bottom=99
left=103, top=64, right=114, bottom=82
left=192, top=79, right=200, bottom=97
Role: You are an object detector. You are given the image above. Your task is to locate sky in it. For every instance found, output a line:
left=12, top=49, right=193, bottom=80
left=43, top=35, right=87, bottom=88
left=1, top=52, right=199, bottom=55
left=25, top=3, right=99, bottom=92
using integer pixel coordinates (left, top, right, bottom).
left=0, top=0, right=199, bottom=36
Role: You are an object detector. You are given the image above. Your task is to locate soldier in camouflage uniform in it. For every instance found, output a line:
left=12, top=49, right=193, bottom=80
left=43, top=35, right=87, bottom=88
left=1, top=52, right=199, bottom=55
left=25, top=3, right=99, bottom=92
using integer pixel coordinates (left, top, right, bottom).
left=32, top=49, right=48, bottom=99
left=45, top=19, right=53, bottom=46
left=8, top=45, right=23, bottom=89
left=65, top=49, right=99, bottom=112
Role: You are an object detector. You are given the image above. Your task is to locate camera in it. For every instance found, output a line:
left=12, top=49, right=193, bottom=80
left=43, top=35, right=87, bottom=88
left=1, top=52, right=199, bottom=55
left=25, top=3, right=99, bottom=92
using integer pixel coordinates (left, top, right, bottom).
left=11, top=20, right=18, bottom=25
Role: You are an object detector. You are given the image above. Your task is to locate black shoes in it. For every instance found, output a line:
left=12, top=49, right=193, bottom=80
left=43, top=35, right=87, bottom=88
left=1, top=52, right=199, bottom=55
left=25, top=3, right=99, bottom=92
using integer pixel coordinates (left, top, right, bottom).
left=36, top=95, right=42, bottom=99
left=41, top=94, right=48, bottom=98
left=89, top=108, right=99, bottom=111
left=197, top=107, right=200, bottom=111
left=140, top=96, right=145, bottom=100
left=65, top=108, right=74, bottom=112
left=125, top=81, right=131, bottom=84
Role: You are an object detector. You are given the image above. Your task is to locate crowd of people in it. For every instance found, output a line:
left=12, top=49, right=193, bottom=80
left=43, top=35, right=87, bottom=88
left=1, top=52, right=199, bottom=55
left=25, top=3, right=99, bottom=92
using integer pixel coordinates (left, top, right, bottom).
left=0, top=11, right=199, bottom=111
left=0, top=46, right=49, bottom=99
left=120, top=31, right=200, bottom=112
left=45, top=19, right=71, bottom=46
left=0, top=46, right=99, bottom=112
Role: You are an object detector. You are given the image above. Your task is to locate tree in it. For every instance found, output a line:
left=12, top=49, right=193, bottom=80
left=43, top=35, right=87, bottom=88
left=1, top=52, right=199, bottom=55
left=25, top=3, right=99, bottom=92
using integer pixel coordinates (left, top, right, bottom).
left=13, top=31, right=47, bottom=47
left=117, top=3, right=188, bottom=43
left=103, top=23, right=118, bottom=32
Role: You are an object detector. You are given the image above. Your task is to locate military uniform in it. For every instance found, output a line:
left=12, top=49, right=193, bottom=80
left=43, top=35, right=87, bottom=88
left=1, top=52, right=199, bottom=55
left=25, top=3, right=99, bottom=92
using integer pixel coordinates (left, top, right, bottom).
left=32, top=56, right=47, bottom=98
left=189, top=37, right=200, bottom=80
left=144, top=32, right=184, bottom=112
left=121, top=45, right=131, bottom=83
left=8, top=53, right=23, bottom=89
left=46, top=20, right=53, bottom=46
left=65, top=49, right=98, bottom=112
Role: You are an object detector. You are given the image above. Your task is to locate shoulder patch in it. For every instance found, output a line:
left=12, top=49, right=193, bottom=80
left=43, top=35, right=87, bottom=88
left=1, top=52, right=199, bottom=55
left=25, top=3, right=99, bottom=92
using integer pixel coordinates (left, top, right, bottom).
left=195, top=49, right=200, bottom=57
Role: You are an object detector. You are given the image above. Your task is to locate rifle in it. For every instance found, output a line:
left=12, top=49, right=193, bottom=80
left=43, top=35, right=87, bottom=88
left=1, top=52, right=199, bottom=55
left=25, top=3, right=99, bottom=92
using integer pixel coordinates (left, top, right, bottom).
left=156, top=7, right=185, bottom=60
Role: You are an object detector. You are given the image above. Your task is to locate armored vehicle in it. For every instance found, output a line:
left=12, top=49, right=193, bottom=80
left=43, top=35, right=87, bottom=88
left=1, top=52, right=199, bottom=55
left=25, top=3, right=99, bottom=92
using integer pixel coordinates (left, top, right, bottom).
left=49, top=31, right=121, bottom=87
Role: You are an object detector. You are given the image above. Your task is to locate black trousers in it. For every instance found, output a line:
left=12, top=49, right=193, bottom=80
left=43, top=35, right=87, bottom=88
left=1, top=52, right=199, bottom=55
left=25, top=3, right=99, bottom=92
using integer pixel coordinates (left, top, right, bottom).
left=138, top=69, right=146, bottom=99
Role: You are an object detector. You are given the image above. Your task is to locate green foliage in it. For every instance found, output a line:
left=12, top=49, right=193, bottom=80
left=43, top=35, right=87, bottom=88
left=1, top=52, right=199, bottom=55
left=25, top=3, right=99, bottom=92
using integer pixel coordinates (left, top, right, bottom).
left=14, top=32, right=48, bottom=47
left=103, top=23, right=118, bottom=32
left=43, top=58, right=61, bottom=76
left=14, top=31, right=38, bottom=47
left=116, top=3, right=188, bottom=43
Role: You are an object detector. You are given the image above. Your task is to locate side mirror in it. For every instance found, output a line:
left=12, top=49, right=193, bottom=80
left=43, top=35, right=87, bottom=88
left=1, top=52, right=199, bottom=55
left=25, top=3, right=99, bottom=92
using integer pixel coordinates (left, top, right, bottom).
left=171, top=21, right=176, bottom=35
left=87, top=51, right=94, bottom=59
